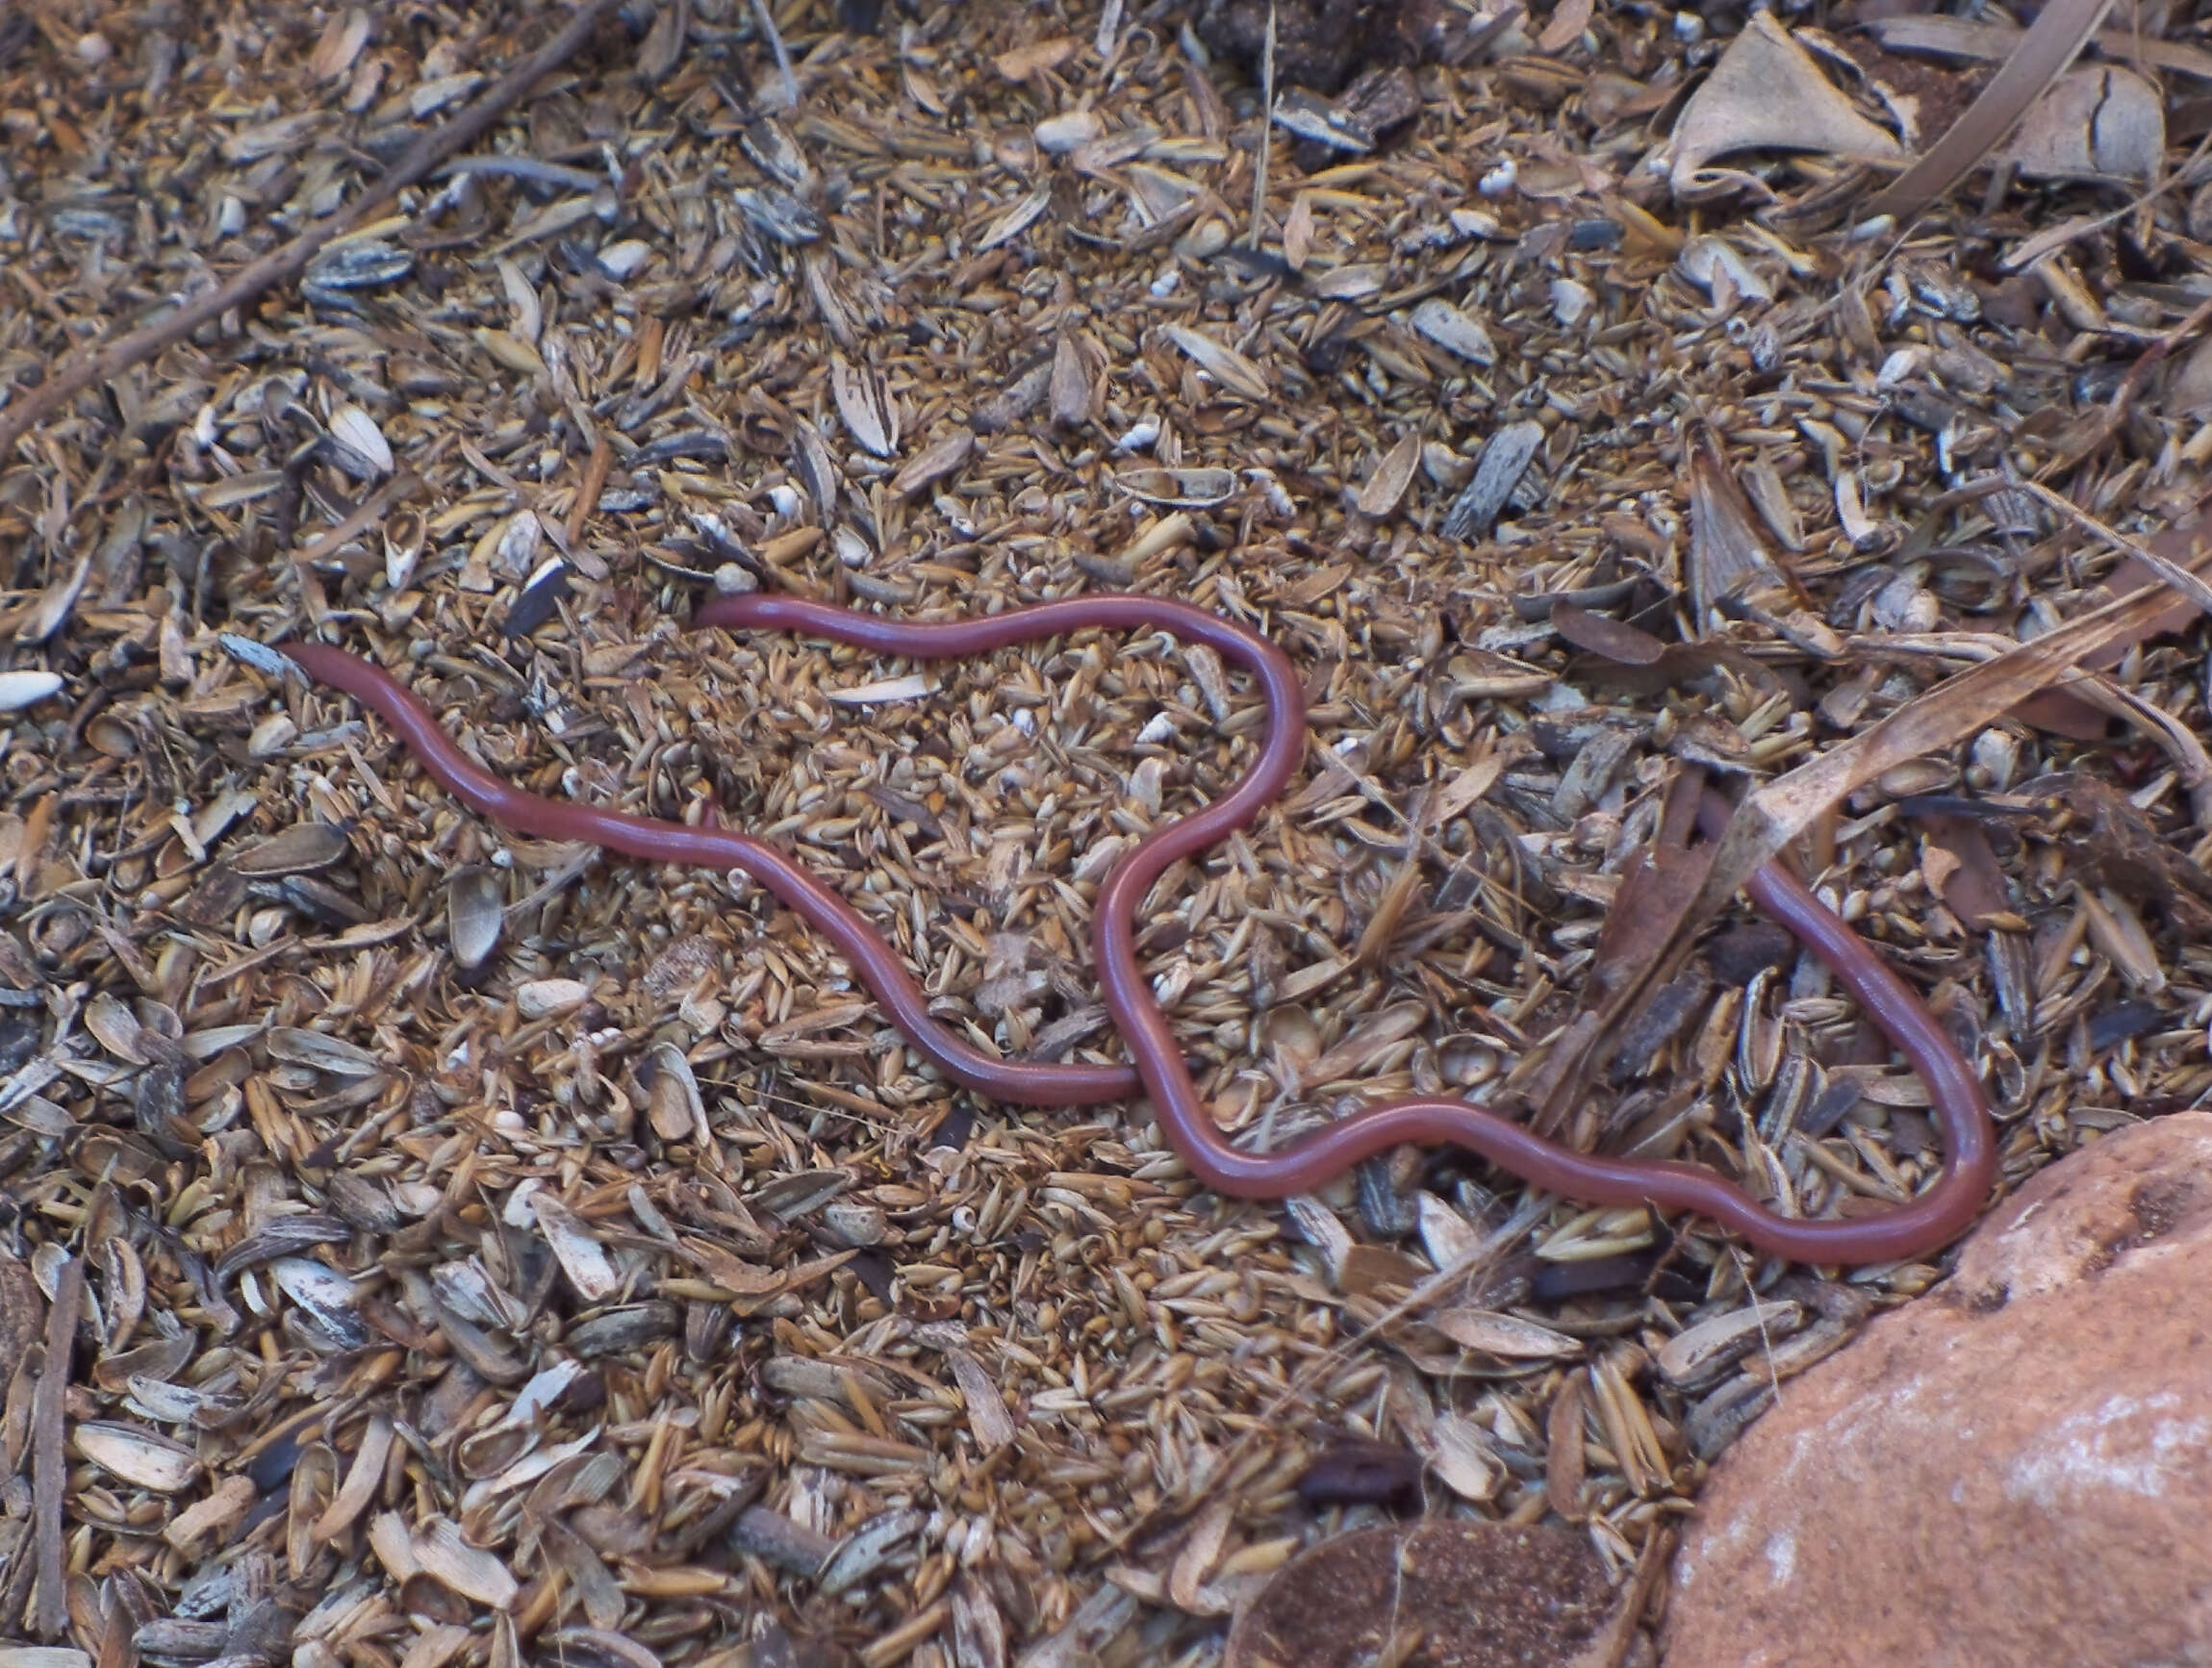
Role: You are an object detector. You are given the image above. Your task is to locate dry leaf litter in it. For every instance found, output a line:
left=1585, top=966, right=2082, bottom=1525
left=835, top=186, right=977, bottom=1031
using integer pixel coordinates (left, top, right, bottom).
left=3, top=0, right=2212, bottom=1665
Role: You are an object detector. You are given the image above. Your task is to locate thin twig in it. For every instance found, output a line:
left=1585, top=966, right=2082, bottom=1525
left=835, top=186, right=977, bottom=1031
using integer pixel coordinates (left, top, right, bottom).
left=1248, top=4, right=1277, bottom=249
left=31, top=1254, right=84, bottom=1639
left=2022, top=478, right=2212, bottom=620
left=0, top=0, right=626, bottom=462
left=751, top=0, right=801, bottom=111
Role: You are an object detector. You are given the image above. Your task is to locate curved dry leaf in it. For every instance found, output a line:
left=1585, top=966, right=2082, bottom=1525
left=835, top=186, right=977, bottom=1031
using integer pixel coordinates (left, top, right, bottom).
left=1867, top=0, right=2116, bottom=219
left=2004, top=65, right=2162, bottom=183
left=1667, top=13, right=1904, bottom=192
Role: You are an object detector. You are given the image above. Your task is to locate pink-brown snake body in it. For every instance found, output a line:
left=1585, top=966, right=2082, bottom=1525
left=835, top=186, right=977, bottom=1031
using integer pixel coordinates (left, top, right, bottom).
left=287, top=594, right=1996, bottom=1265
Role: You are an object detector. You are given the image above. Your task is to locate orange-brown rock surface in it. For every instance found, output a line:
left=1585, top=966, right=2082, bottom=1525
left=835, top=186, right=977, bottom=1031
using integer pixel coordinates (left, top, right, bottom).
left=1665, top=1112, right=2212, bottom=1668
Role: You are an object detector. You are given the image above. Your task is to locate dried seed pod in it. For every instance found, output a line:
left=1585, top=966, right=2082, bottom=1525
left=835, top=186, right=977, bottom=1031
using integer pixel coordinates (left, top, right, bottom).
left=232, top=822, right=350, bottom=877
left=1656, top=1301, right=1806, bottom=1390
left=753, top=1169, right=853, bottom=1221
left=1159, top=326, right=1269, bottom=401
left=644, top=1040, right=706, bottom=1143
left=271, top=1255, right=370, bottom=1350
left=517, top=978, right=592, bottom=1020
left=1355, top=431, right=1422, bottom=518
left=1034, top=109, right=1102, bottom=153
left=74, top=1421, right=202, bottom=1492
left=1430, top=1308, right=1584, bottom=1361
left=266, top=1025, right=384, bottom=1076
left=831, top=356, right=901, bottom=457
left=445, top=867, right=503, bottom=973
left=732, top=186, right=824, bottom=246
left=303, top=240, right=413, bottom=294
left=1409, top=297, right=1495, bottom=366
left=1050, top=333, right=1092, bottom=428
left=1112, top=467, right=1236, bottom=508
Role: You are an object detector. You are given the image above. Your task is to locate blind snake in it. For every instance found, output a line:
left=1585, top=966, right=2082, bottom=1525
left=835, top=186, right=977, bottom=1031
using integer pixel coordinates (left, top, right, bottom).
left=285, top=593, right=1996, bottom=1265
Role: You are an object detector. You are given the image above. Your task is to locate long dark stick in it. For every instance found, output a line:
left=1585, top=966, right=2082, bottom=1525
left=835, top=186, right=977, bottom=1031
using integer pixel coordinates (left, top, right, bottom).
left=0, top=0, right=626, bottom=460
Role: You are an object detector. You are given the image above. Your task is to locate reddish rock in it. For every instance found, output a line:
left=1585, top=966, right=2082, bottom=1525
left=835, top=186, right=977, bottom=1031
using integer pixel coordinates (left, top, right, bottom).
left=1665, top=1113, right=2212, bottom=1668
